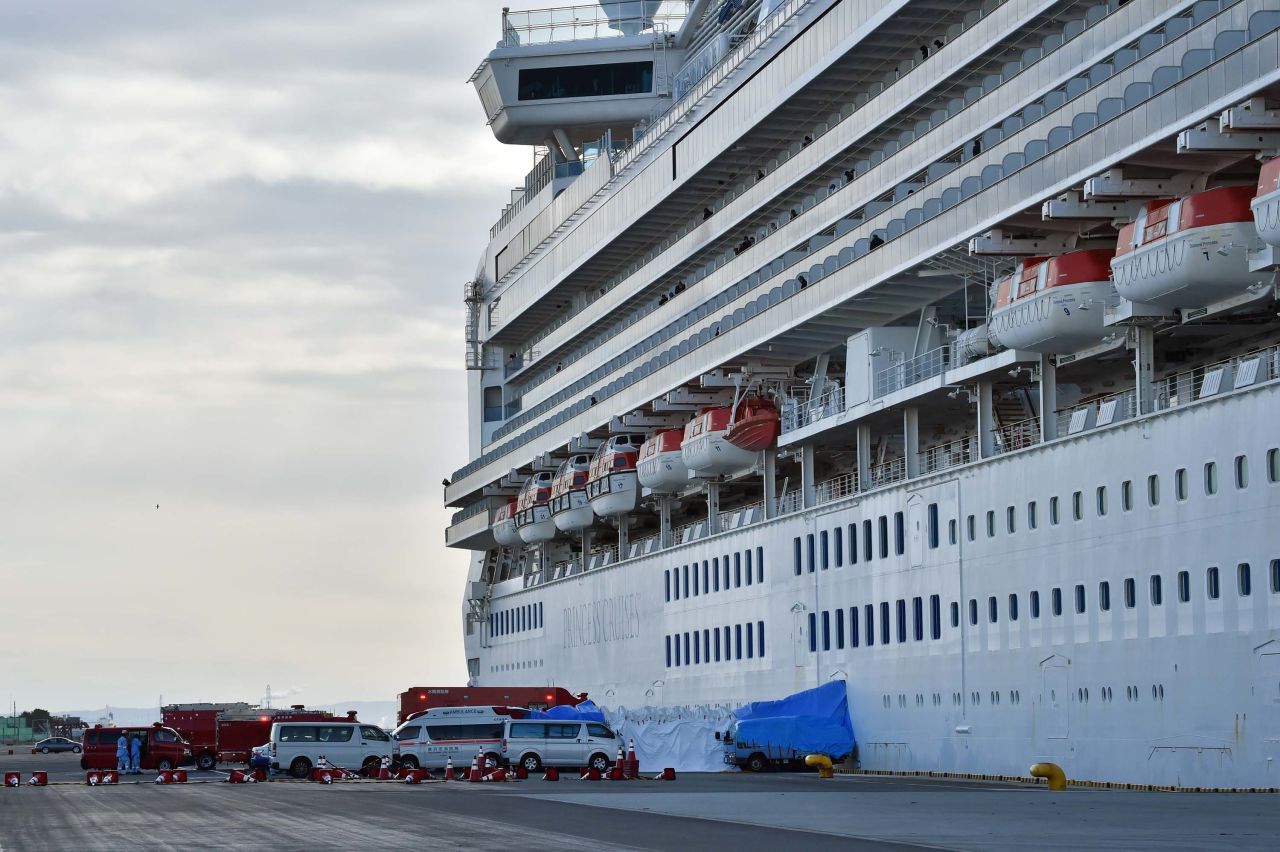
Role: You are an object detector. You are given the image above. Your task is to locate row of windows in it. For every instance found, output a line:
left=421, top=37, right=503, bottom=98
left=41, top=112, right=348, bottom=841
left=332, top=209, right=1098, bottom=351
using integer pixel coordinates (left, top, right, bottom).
left=966, top=560, right=1280, bottom=625
left=794, top=504, right=957, bottom=576
left=664, top=547, right=764, bottom=602
left=808, top=595, right=944, bottom=652
left=666, top=622, right=766, bottom=667
left=490, top=602, right=543, bottom=637
left=968, top=450, right=1280, bottom=542
left=881, top=683, right=1165, bottom=711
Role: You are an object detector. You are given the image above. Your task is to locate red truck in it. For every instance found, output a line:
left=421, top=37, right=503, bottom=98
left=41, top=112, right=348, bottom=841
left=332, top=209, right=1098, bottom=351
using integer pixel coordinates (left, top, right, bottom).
left=162, top=703, right=348, bottom=770
left=397, top=686, right=582, bottom=724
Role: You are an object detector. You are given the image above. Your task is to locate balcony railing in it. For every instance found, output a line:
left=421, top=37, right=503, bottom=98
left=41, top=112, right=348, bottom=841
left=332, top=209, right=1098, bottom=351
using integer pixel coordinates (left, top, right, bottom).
left=875, top=345, right=950, bottom=398
left=450, top=500, right=491, bottom=526
left=815, top=472, right=859, bottom=505
left=919, top=436, right=978, bottom=475
left=781, top=384, right=845, bottom=433
left=500, top=2, right=689, bottom=47
left=868, top=457, right=907, bottom=489
left=991, top=416, right=1041, bottom=455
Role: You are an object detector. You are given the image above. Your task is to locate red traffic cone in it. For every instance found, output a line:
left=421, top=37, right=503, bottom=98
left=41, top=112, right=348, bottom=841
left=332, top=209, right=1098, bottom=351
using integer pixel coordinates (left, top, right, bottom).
left=514, top=766, right=528, bottom=780
left=579, top=766, right=601, bottom=781
left=542, top=766, right=559, bottom=781
left=482, top=767, right=506, bottom=782
left=625, top=739, right=639, bottom=779
left=467, top=753, right=482, bottom=783
left=608, top=746, right=625, bottom=780
left=28, top=772, right=48, bottom=786
left=657, top=767, right=676, bottom=781
left=101, top=771, right=118, bottom=785
left=444, top=756, right=456, bottom=781
left=6, top=772, right=22, bottom=787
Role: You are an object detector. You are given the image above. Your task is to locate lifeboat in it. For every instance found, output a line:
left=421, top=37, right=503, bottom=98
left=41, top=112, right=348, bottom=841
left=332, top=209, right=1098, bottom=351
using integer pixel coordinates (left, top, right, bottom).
left=515, top=471, right=557, bottom=543
left=1111, top=185, right=1267, bottom=309
left=987, top=249, right=1117, bottom=354
left=492, top=499, right=521, bottom=547
left=1251, top=158, right=1280, bottom=249
left=586, top=434, right=644, bottom=517
left=724, top=398, right=780, bottom=452
left=681, top=400, right=778, bottom=476
left=550, top=454, right=594, bottom=532
left=637, top=429, right=688, bottom=493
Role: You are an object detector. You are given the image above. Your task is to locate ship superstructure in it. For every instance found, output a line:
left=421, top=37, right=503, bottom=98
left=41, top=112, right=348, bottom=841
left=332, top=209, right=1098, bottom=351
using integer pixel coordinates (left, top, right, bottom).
left=445, top=0, right=1280, bottom=787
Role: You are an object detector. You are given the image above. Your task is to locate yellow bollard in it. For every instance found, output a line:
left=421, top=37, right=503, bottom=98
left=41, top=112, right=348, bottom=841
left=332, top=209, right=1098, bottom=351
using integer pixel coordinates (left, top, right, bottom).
left=804, top=754, right=834, bottom=779
left=1029, top=762, right=1067, bottom=791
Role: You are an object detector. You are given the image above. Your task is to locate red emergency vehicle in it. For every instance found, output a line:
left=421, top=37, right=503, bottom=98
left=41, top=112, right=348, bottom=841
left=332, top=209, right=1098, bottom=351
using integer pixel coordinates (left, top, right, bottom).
left=397, top=686, right=582, bottom=724
left=162, top=703, right=346, bottom=769
left=80, top=724, right=190, bottom=771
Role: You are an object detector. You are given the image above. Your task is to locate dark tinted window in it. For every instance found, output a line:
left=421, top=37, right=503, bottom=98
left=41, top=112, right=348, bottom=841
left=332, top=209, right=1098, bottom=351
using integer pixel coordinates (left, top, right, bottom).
left=394, top=726, right=421, bottom=741
left=518, top=61, right=653, bottom=101
left=587, top=724, right=614, bottom=739
left=316, top=726, right=353, bottom=743
left=279, top=726, right=318, bottom=743
left=427, top=723, right=503, bottom=741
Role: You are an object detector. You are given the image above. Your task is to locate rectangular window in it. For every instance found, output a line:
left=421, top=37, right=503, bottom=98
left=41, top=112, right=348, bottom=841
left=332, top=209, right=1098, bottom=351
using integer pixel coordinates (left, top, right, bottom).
left=848, top=523, right=858, bottom=564
left=930, top=595, right=942, bottom=639
left=878, top=516, right=889, bottom=559
left=896, top=599, right=907, bottom=643
left=1235, top=455, right=1248, bottom=489
left=724, top=625, right=731, bottom=660
left=949, top=518, right=957, bottom=545
left=1124, top=577, right=1136, bottom=608
left=1268, top=448, right=1279, bottom=483
left=713, top=559, right=720, bottom=592
left=807, top=534, right=815, bottom=573
left=807, top=613, right=817, bottom=653
left=820, top=531, right=829, bottom=570
left=928, top=503, right=939, bottom=549
left=674, top=635, right=681, bottom=666
left=704, top=628, right=710, bottom=662
left=894, top=512, right=905, bottom=555
left=1052, top=587, right=1063, bottom=616
left=865, top=603, right=875, bottom=647
left=1027, top=501, right=1037, bottom=530
left=666, top=635, right=672, bottom=667
left=724, top=558, right=731, bottom=590
left=986, top=510, right=995, bottom=538
left=694, top=631, right=700, bottom=664
left=968, top=598, right=978, bottom=625
left=1121, top=480, right=1133, bottom=511
left=1072, top=491, right=1083, bottom=521
left=1008, top=593, right=1019, bottom=621
left=1204, top=461, right=1218, bottom=495
left=850, top=607, right=860, bottom=647
left=746, top=623, right=754, bottom=658
left=1177, top=570, right=1190, bottom=603
left=1148, top=474, right=1160, bottom=506
left=822, top=611, right=831, bottom=651
left=913, top=596, right=924, bottom=641
left=744, top=550, right=752, bottom=586
left=835, top=608, right=845, bottom=649
left=1074, top=584, right=1086, bottom=614
left=1006, top=506, right=1016, bottom=534
left=1150, top=574, right=1163, bottom=606
left=734, top=553, right=742, bottom=588
left=757, top=546, right=764, bottom=583
left=880, top=601, right=890, bottom=645
left=950, top=601, right=960, bottom=628
left=684, top=632, right=690, bottom=664
left=967, top=514, right=976, bottom=541
left=793, top=537, right=802, bottom=576
left=517, top=60, right=654, bottom=101
left=1239, top=563, right=1252, bottom=597
left=988, top=596, right=998, bottom=623
left=834, top=528, right=843, bottom=567
left=1272, top=559, right=1280, bottom=594
left=703, top=561, right=710, bottom=593
left=1099, top=581, right=1111, bottom=611
left=693, top=562, right=700, bottom=596
left=735, top=624, right=743, bottom=659
left=1030, top=590, right=1040, bottom=619
left=757, top=621, right=765, bottom=658
left=863, top=519, right=873, bottom=562
left=1096, top=485, right=1107, bottom=517
left=1207, top=566, right=1220, bottom=599
left=1175, top=468, right=1188, bottom=501
left=1049, top=496, right=1060, bottom=525
left=714, top=628, right=721, bottom=661
left=683, top=565, right=689, bottom=597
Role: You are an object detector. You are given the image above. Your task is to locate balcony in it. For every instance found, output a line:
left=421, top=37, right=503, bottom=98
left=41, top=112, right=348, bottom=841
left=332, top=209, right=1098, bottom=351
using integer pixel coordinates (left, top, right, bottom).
left=500, top=2, right=689, bottom=47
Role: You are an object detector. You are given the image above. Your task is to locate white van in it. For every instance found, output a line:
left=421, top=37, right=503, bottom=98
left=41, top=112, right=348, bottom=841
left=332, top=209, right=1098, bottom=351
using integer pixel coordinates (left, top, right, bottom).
left=269, top=721, right=392, bottom=778
left=391, top=706, right=506, bottom=771
left=501, top=719, right=622, bottom=773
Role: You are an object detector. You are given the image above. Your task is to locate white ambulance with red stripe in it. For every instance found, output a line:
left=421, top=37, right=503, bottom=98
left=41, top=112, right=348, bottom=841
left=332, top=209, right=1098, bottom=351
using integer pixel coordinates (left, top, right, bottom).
left=391, top=706, right=508, bottom=770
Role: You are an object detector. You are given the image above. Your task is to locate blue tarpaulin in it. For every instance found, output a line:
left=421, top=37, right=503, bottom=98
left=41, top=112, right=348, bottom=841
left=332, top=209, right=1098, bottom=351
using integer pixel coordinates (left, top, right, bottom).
left=526, top=700, right=606, bottom=723
left=732, top=682, right=855, bottom=758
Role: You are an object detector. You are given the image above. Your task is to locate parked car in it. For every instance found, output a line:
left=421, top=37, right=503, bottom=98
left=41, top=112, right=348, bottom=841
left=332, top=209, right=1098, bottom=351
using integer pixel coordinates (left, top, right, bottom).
left=501, top=719, right=620, bottom=773
left=269, top=721, right=392, bottom=779
left=80, top=725, right=191, bottom=771
left=34, top=737, right=81, bottom=754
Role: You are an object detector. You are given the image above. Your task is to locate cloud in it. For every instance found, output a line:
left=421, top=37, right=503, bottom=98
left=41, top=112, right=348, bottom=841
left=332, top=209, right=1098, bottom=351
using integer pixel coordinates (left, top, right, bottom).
left=0, top=0, right=520, bottom=709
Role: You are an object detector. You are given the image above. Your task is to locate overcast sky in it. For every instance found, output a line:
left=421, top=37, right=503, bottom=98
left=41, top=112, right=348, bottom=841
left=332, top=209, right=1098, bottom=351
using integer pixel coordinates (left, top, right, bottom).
left=0, top=1, right=529, bottom=711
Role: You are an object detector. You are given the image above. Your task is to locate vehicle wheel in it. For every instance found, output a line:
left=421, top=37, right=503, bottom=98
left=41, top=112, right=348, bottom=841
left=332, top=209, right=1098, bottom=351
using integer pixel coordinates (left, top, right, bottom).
left=361, top=757, right=381, bottom=776
left=520, top=753, right=542, bottom=773
left=156, top=758, right=174, bottom=772
left=40, top=747, right=50, bottom=754
left=399, top=755, right=418, bottom=770
left=195, top=752, right=216, bottom=771
left=746, top=753, right=768, bottom=773
left=80, top=758, right=88, bottom=770
left=484, top=752, right=502, bottom=770
left=289, top=757, right=312, bottom=779
left=73, top=746, right=82, bottom=754
left=588, top=752, right=611, bottom=773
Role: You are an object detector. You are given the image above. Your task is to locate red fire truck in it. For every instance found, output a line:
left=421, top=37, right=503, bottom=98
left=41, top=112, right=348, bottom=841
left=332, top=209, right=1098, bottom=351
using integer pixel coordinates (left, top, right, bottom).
left=397, top=686, right=582, bottom=724
left=162, top=703, right=350, bottom=770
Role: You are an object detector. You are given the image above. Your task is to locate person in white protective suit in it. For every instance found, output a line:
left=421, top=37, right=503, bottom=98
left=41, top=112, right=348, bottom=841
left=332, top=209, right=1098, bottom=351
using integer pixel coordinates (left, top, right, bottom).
left=116, top=733, right=129, bottom=772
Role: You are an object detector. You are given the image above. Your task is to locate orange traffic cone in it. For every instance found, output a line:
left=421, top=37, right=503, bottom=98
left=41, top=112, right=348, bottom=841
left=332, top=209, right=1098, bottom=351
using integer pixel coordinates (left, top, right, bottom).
left=543, top=766, right=559, bottom=781
left=625, top=739, right=639, bottom=779
left=608, top=746, right=624, bottom=780
left=444, top=757, right=456, bottom=781
left=467, top=752, right=482, bottom=783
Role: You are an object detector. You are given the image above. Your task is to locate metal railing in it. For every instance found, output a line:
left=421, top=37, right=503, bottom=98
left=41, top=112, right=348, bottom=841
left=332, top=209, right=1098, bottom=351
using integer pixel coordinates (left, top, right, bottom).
left=1153, top=344, right=1280, bottom=414
left=450, top=500, right=490, bottom=526
left=991, top=416, right=1041, bottom=455
left=501, top=2, right=688, bottom=47
left=875, top=346, right=950, bottom=398
left=868, top=457, right=907, bottom=489
left=774, top=491, right=802, bottom=516
left=1055, top=389, right=1138, bottom=437
left=781, top=384, right=845, bottom=433
left=919, top=436, right=978, bottom=475
left=815, top=472, right=858, bottom=506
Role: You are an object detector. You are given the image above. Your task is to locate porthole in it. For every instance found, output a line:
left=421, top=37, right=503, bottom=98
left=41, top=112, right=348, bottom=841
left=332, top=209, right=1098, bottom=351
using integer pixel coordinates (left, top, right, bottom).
left=1235, top=455, right=1249, bottom=489
left=1158, top=684, right=1164, bottom=701
left=1204, top=462, right=1218, bottom=496
left=1151, top=685, right=1158, bottom=701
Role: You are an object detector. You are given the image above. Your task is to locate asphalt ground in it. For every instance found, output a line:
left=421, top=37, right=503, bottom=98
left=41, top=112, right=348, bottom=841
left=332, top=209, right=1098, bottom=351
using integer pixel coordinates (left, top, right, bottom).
left=2, top=752, right=1279, bottom=851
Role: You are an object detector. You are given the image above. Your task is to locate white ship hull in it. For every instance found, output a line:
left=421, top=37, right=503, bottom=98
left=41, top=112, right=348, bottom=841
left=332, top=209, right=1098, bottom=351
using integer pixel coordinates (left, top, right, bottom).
left=1111, top=222, right=1264, bottom=309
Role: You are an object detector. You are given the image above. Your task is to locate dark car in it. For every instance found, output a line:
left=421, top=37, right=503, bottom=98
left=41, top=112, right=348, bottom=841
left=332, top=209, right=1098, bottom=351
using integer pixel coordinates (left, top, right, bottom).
left=35, top=736, right=81, bottom=754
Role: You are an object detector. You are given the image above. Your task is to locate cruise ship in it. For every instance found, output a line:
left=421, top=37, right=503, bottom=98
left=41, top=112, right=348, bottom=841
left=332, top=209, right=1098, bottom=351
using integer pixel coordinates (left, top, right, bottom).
left=444, top=0, right=1280, bottom=787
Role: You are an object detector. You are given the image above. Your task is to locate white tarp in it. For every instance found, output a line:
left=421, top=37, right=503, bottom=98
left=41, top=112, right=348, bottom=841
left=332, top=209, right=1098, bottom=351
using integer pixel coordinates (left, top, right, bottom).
left=604, top=704, right=737, bottom=772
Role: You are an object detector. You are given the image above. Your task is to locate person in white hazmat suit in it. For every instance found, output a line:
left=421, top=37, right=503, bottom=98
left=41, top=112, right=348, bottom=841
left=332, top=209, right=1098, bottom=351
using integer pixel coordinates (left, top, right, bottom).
left=116, top=733, right=129, bottom=772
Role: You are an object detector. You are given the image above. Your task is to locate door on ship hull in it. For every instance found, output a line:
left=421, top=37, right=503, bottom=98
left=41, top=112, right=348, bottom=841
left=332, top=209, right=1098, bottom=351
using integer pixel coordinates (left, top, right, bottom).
left=1040, top=655, right=1069, bottom=740
left=1255, top=641, right=1280, bottom=761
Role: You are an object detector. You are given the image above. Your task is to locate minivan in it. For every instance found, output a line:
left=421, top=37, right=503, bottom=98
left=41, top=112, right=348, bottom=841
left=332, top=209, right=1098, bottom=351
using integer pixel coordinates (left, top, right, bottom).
left=80, top=724, right=191, bottom=771
left=269, top=721, right=392, bottom=778
left=392, top=706, right=506, bottom=770
left=501, top=719, right=621, bottom=773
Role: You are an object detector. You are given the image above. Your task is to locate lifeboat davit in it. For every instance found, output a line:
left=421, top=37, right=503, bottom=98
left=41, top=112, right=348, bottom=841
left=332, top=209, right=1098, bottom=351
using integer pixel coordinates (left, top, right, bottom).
left=551, top=454, right=594, bottom=532
left=586, top=434, right=643, bottom=517
left=492, top=499, right=521, bottom=547
left=515, top=471, right=557, bottom=543
left=637, top=429, right=688, bottom=493
left=987, top=249, right=1117, bottom=354
left=1110, top=185, right=1267, bottom=309
left=681, top=399, right=778, bottom=476
left=1251, top=158, right=1280, bottom=249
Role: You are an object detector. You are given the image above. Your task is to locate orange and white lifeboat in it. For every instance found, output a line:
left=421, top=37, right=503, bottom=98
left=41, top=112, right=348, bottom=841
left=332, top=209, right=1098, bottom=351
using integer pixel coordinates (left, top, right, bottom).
left=1251, top=158, right=1280, bottom=249
left=637, top=429, right=688, bottom=493
left=515, top=471, right=557, bottom=543
left=1111, top=185, right=1266, bottom=309
left=987, top=249, right=1116, bottom=354
left=586, top=434, right=644, bottom=517
left=550, top=454, right=594, bottom=532
left=724, top=398, right=780, bottom=453
left=492, top=499, right=521, bottom=547
left=682, top=403, right=770, bottom=476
